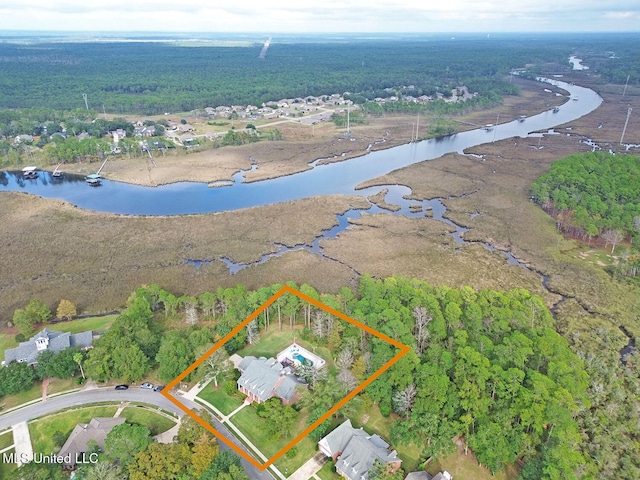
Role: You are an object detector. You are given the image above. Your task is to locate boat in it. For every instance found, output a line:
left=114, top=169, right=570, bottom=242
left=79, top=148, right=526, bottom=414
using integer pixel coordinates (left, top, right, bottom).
left=484, top=124, right=494, bottom=131
left=85, top=173, right=102, bottom=186
left=518, top=115, right=527, bottom=122
left=552, top=107, right=560, bottom=113
left=52, top=164, right=63, bottom=178
left=22, top=166, right=38, bottom=178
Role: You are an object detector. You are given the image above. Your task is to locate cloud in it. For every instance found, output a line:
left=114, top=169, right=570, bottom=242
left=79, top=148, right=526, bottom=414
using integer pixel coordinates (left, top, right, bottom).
left=0, top=0, right=639, bottom=32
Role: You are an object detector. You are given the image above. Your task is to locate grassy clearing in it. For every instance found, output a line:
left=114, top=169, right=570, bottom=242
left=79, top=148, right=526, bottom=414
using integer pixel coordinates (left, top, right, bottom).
left=427, top=447, right=518, bottom=480
left=50, top=314, right=118, bottom=334
left=120, top=406, right=177, bottom=436
left=0, top=448, right=17, bottom=477
left=29, top=405, right=119, bottom=454
left=0, top=429, right=14, bottom=450
left=197, top=387, right=244, bottom=416
left=0, top=333, right=17, bottom=356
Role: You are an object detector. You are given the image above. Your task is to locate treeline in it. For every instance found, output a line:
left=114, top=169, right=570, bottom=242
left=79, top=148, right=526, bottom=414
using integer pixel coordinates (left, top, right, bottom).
left=78, top=278, right=596, bottom=478
left=531, top=152, right=640, bottom=277
left=6, top=277, right=637, bottom=478
left=0, top=36, right=573, bottom=114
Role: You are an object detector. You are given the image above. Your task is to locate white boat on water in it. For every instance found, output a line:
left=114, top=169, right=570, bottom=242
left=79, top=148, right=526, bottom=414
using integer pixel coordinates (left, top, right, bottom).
left=22, top=166, right=38, bottom=178
left=85, top=173, right=102, bottom=186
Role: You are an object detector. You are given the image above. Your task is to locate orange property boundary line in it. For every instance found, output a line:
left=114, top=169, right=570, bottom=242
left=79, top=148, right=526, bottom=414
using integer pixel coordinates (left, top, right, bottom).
left=162, top=285, right=411, bottom=471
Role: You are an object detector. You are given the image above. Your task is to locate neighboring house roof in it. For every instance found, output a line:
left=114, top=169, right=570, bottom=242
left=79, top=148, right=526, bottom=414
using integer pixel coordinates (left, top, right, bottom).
left=58, top=417, right=125, bottom=465
left=3, top=328, right=93, bottom=365
left=431, top=473, right=452, bottom=480
left=237, top=356, right=298, bottom=402
left=405, top=472, right=432, bottom=480
left=319, top=419, right=402, bottom=480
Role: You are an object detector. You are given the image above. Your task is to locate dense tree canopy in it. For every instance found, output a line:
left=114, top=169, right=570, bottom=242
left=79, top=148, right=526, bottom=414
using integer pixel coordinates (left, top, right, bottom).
left=0, top=35, right=574, bottom=115
left=531, top=152, right=640, bottom=239
left=4, top=277, right=637, bottom=479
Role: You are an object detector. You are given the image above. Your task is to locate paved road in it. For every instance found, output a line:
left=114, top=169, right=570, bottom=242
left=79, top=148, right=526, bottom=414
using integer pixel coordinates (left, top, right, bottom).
left=0, top=387, right=274, bottom=480
left=0, top=388, right=189, bottom=431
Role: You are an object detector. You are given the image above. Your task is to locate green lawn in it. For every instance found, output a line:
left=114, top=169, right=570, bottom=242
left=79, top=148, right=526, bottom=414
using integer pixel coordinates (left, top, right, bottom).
left=0, top=448, right=17, bottom=478
left=237, top=328, right=301, bottom=358
left=50, top=314, right=117, bottom=334
left=427, top=450, right=519, bottom=480
left=0, top=429, right=14, bottom=450
left=317, top=461, right=341, bottom=480
left=0, top=377, right=77, bottom=412
left=120, top=406, right=177, bottom=436
left=0, top=333, right=18, bottom=356
left=229, top=404, right=318, bottom=475
left=197, top=386, right=244, bottom=415
left=29, top=405, right=119, bottom=454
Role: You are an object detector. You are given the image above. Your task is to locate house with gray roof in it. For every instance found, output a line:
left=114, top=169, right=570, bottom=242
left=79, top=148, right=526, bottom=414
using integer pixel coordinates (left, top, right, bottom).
left=405, top=472, right=452, bottom=480
left=58, top=417, right=125, bottom=467
left=319, top=419, right=402, bottom=480
left=236, top=356, right=300, bottom=404
left=2, top=328, right=93, bottom=366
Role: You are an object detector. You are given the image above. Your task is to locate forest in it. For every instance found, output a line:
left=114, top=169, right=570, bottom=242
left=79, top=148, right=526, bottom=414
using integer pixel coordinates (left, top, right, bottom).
left=531, top=152, right=640, bottom=278
left=0, top=34, right=581, bottom=115
left=5, top=277, right=638, bottom=479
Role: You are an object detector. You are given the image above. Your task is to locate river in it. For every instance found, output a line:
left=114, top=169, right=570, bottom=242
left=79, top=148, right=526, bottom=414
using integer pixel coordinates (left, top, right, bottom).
left=0, top=78, right=601, bottom=216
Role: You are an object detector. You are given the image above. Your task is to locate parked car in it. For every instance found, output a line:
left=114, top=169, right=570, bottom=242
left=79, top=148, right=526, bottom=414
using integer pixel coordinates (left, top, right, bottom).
left=141, top=382, right=154, bottom=390
left=115, top=384, right=128, bottom=390
left=153, top=385, right=165, bottom=392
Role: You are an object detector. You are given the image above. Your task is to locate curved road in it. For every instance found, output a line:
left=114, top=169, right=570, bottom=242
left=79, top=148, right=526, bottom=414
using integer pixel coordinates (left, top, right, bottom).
left=0, top=387, right=274, bottom=480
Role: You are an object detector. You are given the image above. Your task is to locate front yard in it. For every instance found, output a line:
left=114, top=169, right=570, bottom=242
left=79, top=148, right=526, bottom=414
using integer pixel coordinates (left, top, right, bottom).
left=29, top=405, right=119, bottom=454
left=197, top=386, right=244, bottom=416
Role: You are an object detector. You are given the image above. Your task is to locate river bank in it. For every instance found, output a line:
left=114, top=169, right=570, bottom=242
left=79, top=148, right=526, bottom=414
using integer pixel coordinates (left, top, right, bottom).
left=56, top=76, right=566, bottom=187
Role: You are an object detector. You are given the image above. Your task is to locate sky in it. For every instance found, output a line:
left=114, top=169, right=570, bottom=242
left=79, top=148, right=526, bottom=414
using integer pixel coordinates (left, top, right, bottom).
left=1, top=0, right=639, bottom=33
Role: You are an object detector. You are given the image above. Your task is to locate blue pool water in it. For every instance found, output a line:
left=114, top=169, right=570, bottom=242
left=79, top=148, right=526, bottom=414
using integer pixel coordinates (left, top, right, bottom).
left=294, top=354, right=312, bottom=366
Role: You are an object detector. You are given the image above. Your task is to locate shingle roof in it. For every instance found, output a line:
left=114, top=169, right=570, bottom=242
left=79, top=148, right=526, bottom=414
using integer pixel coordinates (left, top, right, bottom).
left=58, top=417, right=125, bottom=465
left=336, top=434, right=400, bottom=480
left=237, top=357, right=298, bottom=402
left=405, top=472, right=432, bottom=480
left=320, top=419, right=402, bottom=480
left=3, top=328, right=93, bottom=365
left=319, top=418, right=360, bottom=457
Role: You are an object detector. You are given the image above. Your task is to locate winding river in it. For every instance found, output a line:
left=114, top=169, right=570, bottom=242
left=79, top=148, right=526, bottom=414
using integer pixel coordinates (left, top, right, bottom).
left=1, top=78, right=601, bottom=216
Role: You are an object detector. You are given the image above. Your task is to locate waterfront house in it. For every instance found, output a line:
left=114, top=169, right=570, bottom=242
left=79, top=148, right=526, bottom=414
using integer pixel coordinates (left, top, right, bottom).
left=3, top=328, right=93, bottom=366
